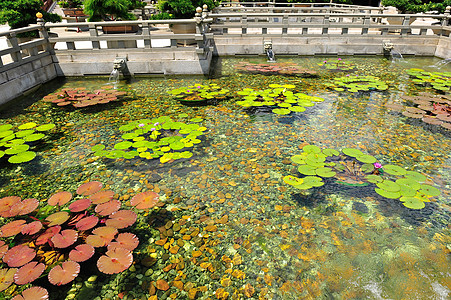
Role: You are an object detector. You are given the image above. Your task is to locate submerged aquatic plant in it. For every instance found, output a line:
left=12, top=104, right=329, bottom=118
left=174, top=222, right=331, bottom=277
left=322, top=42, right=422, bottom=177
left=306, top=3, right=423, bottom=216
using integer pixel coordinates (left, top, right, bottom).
left=284, top=145, right=441, bottom=209
left=235, top=62, right=317, bottom=77
left=42, top=87, right=129, bottom=108
left=0, top=122, right=55, bottom=164
left=168, top=84, right=230, bottom=105
left=0, top=181, right=161, bottom=291
left=236, top=84, right=324, bottom=115
left=91, top=115, right=206, bottom=163
left=318, top=58, right=356, bottom=72
left=325, top=75, right=389, bottom=92
left=386, top=93, right=451, bottom=130
left=407, top=68, right=451, bottom=93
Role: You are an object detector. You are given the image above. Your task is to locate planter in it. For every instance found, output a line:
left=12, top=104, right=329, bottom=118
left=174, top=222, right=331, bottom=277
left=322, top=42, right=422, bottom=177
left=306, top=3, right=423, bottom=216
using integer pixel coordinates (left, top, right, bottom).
left=170, top=23, right=197, bottom=46
left=102, top=25, right=139, bottom=34
left=62, top=8, right=86, bottom=17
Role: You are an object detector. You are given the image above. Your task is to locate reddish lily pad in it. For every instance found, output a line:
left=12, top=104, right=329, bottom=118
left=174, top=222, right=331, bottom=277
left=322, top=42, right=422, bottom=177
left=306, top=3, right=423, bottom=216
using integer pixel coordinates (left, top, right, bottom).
left=95, top=200, right=121, bottom=216
left=105, top=210, right=137, bottom=229
left=130, top=191, right=159, bottom=210
left=48, top=191, right=72, bottom=206
left=0, top=220, right=27, bottom=237
left=97, top=247, right=133, bottom=274
left=90, top=190, right=115, bottom=204
left=108, top=232, right=139, bottom=251
left=11, top=286, right=49, bottom=300
left=21, top=221, right=43, bottom=235
left=76, top=181, right=103, bottom=196
left=14, top=261, right=45, bottom=285
left=48, top=261, right=80, bottom=286
left=68, top=198, right=92, bottom=212
left=75, top=215, right=99, bottom=231
left=3, top=244, right=36, bottom=267
left=86, top=226, right=118, bottom=247
left=51, top=229, right=78, bottom=248
left=69, top=244, right=95, bottom=262
left=0, top=268, right=17, bottom=292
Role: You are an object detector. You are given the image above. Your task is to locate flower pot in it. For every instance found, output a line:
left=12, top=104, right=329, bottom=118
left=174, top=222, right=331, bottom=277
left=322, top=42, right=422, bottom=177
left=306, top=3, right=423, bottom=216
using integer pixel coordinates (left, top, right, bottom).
left=102, top=25, right=139, bottom=34
left=170, top=23, right=196, bottom=46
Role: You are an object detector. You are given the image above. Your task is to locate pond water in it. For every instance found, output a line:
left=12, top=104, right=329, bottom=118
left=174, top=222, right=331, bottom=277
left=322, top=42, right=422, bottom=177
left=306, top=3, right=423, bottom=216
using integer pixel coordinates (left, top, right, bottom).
left=0, top=56, right=450, bottom=300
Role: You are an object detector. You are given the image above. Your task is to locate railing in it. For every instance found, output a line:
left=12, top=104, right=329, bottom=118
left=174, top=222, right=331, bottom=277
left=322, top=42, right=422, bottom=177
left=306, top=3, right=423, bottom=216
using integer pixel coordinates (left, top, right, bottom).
left=209, top=12, right=451, bottom=36
left=0, top=18, right=213, bottom=71
left=216, top=2, right=387, bottom=14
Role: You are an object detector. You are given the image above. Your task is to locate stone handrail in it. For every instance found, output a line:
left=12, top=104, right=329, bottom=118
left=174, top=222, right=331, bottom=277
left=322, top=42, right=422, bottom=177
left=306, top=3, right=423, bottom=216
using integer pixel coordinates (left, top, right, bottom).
left=215, top=2, right=387, bottom=14
left=209, top=12, right=450, bottom=36
left=0, top=18, right=213, bottom=71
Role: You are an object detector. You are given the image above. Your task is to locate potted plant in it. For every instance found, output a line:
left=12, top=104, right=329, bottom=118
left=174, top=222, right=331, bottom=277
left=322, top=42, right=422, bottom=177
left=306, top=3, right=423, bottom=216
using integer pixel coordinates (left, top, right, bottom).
left=84, top=0, right=145, bottom=33
left=59, top=0, right=84, bottom=15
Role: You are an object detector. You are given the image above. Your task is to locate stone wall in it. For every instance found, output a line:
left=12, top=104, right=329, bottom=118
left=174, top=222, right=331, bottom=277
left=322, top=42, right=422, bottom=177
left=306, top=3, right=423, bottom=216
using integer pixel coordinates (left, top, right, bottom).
left=0, top=54, right=57, bottom=106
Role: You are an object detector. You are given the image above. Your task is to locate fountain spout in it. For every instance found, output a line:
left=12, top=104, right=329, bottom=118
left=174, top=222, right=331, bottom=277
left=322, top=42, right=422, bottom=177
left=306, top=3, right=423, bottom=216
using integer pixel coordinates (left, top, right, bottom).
left=382, top=40, right=394, bottom=55
left=109, top=57, right=129, bottom=83
left=264, top=41, right=275, bottom=62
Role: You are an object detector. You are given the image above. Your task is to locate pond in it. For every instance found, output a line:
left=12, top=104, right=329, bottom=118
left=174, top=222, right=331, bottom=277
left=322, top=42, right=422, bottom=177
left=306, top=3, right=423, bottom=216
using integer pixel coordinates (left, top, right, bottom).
left=0, top=56, right=450, bottom=299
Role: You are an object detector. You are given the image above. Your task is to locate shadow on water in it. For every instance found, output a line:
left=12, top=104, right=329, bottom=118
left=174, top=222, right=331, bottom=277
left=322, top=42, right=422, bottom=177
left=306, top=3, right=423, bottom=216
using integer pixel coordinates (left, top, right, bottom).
left=0, top=78, right=66, bottom=119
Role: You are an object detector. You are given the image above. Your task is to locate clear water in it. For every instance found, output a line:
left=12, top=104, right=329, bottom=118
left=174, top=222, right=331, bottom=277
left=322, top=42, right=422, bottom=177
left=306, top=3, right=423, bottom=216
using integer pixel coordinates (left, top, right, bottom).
left=0, top=56, right=450, bottom=299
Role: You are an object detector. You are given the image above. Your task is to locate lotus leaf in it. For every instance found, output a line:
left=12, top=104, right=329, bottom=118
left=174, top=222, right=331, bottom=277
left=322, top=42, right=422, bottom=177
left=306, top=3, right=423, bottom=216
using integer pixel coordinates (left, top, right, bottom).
left=36, top=124, right=55, bottom=131
left=291, top=155, right=306, bottom=164
left=356, top=154, right=377, bottom=164
left=419, top=184, right=440, bottom=197
left=360, top=163, right=375, bottom=173
left=114, top=141, right=133, bottom=150
left=342, top=148, right=363, bottom=157
left=366, top=174, right=383, bottom=183
left=8, top=151, right=37, bottom=163
left=404, top=171, right=427, bottom=182
left=272, top=108, right=291, bottom=115
left=400, top=196, right=425, bottom=209
left=18, top=122, right=37, bottom=130
left=395, top=178, right=421, bottom=190
left=315, top=167, right=336, bottom=177
left=303, top=145, right=321, bottom=154
left=298, top=165, right=317, bottom=176
left=322, top=148, right=339, bottom=156
left=383, top=165, right=407, bottom=176
left=375, top=188, right=401, bottom=199
left=376, top=180, right=400, bottom=192
left=5, top=144, right=29, bottom=155
left=283, top=175, right=304, bottom=186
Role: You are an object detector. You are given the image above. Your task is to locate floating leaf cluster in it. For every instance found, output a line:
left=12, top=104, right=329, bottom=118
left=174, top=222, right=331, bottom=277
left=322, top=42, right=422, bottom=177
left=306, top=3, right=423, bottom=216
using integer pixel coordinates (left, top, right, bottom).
left=325, top=75, right=389, bottom=92
left=168, top=84, right=230, bottom=105
left=235, top=62, right=317, bottom=77
left=0, top=181, right=161, bottom=291
left=92, top=116, right=206, bottom=163
left=236, top=84, right=324, bottom=115
left=0, top=122, right=55, bottom=164
left=407, top=68, right=451, bottom=93
left=386, top=93, right=451, bottom=130
left=284, top=145, right=441, bottom=209
left=317, top=58, right=356, bottom=72
left=43, top=87, right=129, bottom=108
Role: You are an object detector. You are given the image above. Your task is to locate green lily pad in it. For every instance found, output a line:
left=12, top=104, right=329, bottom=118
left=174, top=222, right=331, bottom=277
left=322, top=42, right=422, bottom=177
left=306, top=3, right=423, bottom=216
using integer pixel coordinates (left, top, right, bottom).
left=342, top=148, right=363, bottom=157
left=315, top=167, right=336, bottom=178
left=375, top=188, right=401, bottom=199
left=272, top=108, right=291, bottom=115
left=170, top=141, right=185, bottom=150
left=400, top=197, right=425, bottom=209
left=298, top=165, right=317, bottom=176
left=114, top=141, right=133, bottom=150
left=283, top=175, right=304, bottom=186
left=303, top=176, right=324, bottom=187
left=119, top=124, right=136, bottom=131
left=361, top=163, right=375, bottom=173
left=5, top=144, right=30, bottom=155
left=291, top=155, right=306, bottom=164
left=190, top=118, right=203, bottom=123
left=36, top=124, right=55, bottom=131
left=23, top=133, right=45, bottom=142
left=356, top=154, right=377, bottom=164
left=383, top=165, right=407, bottom=176
left=366, top=174, right=383, bottom=183
left=289, top=106, right=306, bottom=112
left=395, top=178, right=421, bottom=190
left=123, top=151, right=138, bottom=159
left=404, top=171, right=427, bottom=182
left=0, top=131, right=14, bottom=138
left=302, top=145, right=321, bottom=154
left=322, top=148, right=339, bottom=157
left=18, top=122, right=37, bottom=130
left=419, top=184, right=440, bottom=197
left=91, top=144, right=105, bottom=152
left=8, top=151, right=36, bottom=163
left=0, top=124, right=13, bottom=132
left=376, top=180, right=400, bottom=192
left=122, top=132, right=139, bottom=140
left=15, top=130, right=35, bottom=138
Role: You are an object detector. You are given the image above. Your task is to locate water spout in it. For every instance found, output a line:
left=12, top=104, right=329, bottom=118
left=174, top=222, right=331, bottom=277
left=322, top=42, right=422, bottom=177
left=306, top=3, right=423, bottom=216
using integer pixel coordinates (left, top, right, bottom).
left=429, top=58, right=451, bottom=69
left=109, top=69, right=119, bottom=83
left=390, top=49, right=404, bottom=62
left=264, top=41, right=275, bottom=62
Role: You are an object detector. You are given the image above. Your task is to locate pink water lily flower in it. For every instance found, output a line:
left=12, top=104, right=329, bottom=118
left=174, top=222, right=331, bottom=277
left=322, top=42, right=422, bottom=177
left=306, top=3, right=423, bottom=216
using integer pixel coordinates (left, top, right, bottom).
left=374, top=162, right=382, bottom=169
